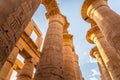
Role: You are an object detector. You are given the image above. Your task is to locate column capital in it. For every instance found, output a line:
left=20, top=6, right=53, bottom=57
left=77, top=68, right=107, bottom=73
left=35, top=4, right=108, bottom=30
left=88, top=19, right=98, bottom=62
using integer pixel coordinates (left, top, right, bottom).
left=86, top=26, right=103, bottom=44
left=42, top=0, right=69, bottom=29
left=74, top=54, right=79, bottom=63
left=63, top=22, right=69, bottom=33
left=81, top=0, right=108, bottom=22
left=42, top=0, right=60, bottom=19
left=63, top=33, right=73, bottom=48
left=48, top=14, right=68, bottom=28
left=90, top=46, right=100, bottom=59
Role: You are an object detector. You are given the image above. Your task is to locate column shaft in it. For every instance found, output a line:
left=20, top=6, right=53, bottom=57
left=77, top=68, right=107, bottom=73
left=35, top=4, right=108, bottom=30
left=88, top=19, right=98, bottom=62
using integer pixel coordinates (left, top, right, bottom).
left=34, top=14, right=66, bottom=80
left=63, top=33, right=76, bottom=80
left=63, top=46, right=75, bottom=80
left=90, top=47, right=111, bottom=80
left=0, top=46, right=19, bottom=80
left=74, top=54, right=83, bottom=80
left=87, top=26, right=120, bottom=80
left=16, top=59, right=34, bottom=80
left=6, top=67, right=14, bottom=80
left=87, top=0, right=120, bottom=55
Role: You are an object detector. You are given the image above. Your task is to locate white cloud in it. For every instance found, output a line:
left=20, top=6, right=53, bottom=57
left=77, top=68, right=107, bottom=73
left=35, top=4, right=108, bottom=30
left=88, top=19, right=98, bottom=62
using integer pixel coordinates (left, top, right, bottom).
left=90, top=77, right=98, bottom=80
left=91, top=69, right=100, bottom=76
left=88, top=55, right=97, bottom=63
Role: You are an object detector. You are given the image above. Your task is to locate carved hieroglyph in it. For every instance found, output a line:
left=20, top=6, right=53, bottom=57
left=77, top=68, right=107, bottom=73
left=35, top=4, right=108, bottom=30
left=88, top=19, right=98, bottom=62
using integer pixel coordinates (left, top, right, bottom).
left=0, top=0, right=41, bottom=70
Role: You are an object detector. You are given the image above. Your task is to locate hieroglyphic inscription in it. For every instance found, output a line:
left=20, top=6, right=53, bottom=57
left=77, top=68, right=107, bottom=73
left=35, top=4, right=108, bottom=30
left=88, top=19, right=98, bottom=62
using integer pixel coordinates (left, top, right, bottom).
left=0, top=0, right=41, bottom=69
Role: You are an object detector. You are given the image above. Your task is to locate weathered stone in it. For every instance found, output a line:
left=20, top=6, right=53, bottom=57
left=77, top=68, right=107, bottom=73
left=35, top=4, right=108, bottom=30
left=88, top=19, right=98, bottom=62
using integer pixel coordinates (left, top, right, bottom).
left=86, top=25, right=120, bottom=80
left=34, top=1, right=68, bottom=80
left=0, top=0, right=41, bottom=70
left=16, top=58, right=35, bottom=80
left=81, top=0, right=120, bottom=57
left=90, top=46, right=112, bottom=80
left=63, top=33, right=76, bottom=80
left=0, top=46, right=19, bottom=80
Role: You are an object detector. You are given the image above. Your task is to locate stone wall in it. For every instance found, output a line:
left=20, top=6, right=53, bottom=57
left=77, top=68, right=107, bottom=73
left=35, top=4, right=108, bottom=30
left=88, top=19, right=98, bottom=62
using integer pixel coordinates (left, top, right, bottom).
left=0, top=0, right=41, bottom=69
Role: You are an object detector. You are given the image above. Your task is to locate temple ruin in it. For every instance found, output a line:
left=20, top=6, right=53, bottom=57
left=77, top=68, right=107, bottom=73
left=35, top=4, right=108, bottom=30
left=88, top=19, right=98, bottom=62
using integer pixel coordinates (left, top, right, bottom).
left=0, top=0, right=120, bottom=80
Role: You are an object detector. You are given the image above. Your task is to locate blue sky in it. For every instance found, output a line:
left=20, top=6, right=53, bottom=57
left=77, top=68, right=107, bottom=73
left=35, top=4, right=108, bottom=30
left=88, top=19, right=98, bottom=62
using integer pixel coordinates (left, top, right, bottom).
left=10, top=0, right=120, bottom=80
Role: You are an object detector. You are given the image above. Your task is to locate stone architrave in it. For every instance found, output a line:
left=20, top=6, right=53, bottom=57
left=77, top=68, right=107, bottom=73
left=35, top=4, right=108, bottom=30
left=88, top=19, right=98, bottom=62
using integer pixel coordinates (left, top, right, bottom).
left=90, top=46, right=111, bottom=80
left=16, top=58, right=35, bottom=80
left=81, top=0, right=120, bottom=55
left=0, top=0, right=41, bottom=69
left=34, top=0, right=67, bottom=80
left=0, top=46, right=19, bottom=80
left=86, top=25, right=120, bottom=80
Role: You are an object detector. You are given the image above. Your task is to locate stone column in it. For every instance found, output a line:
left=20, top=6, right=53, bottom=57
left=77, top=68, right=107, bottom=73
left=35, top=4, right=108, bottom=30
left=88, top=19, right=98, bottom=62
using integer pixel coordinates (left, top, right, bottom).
left=16, top=58, right=35, bottom=80
left=98, top=62, right=104, bottom=80
left=73, top=53, right=83, bottom=80
left=34, top=1, right=67, bottom=79
left=0, top=46, right=19, bottom=80
left=6, top=67, right=14, bottom=80
left=86, top=25, right=120, bottom=80
left=34, top=14, right=66, bottom=80
left=0, top=0, right=41, bottom=70
left=81, top=0, right=120, bottom=55
left=63, top=33, right=76, bottom=80
left=90, top=46, right=111, bottom=80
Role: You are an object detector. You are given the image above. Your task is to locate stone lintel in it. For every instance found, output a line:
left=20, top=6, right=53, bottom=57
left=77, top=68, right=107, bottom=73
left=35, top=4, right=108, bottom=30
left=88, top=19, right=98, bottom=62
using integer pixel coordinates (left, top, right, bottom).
left=16, top=32, right=40, bottom=66
left=24, top=57, right=38, bottom=66
left=20, top=32, right=40, bottom=58
left=13, top=59, right=23, bottom=73
left=24, top=19, right=42, bottom=37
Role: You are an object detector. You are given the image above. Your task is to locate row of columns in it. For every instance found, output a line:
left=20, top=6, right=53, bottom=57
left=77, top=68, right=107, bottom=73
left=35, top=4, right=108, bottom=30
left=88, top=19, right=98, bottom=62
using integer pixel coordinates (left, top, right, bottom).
left=16, top=58, right=35, bottom=80
left=34, top=0, right=84, bottom=80
left=0, top=46, right=19, bottom=80
left=81, top=0, right=120, bottom=79
left=0, top=19, right=42, bottom=80
left=82, top=0, right=120, bottom=55
left=0, top=46, right=37, bottom=80
left=63, top=23, right=83, bottom=80
left=86, top=23, right=120, bottom=80
left=90, top=46, right=111, bottom=80
left=35, top=0, right=71, bottom=80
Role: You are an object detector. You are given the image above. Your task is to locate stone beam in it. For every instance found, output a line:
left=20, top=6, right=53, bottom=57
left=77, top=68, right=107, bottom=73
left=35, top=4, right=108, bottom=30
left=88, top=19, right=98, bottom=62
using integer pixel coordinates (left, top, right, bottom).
left=15, top=19, right=42, bottom=65
left=24, top=19, right=43, bottom=50
left=13, top=59, right=23, bottom=73
left=16, top=33, right=40, bottom=65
